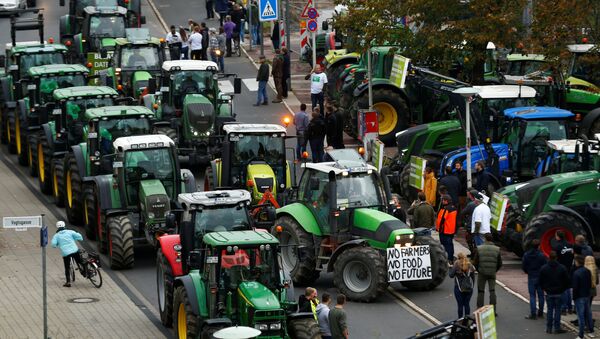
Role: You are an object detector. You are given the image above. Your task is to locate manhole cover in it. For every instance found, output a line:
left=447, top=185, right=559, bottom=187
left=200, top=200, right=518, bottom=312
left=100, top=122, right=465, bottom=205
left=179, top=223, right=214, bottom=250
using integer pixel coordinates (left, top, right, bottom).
left=67, top=297, right=99, bottom=304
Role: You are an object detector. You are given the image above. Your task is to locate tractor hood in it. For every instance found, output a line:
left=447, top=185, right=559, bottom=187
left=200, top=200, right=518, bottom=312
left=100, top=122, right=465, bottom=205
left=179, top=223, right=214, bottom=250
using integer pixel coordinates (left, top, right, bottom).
left=247, top=163, right=277, bottom=201
left=238, top=281, right=280, bottom=310
left=352, top=208, right=413, bottom=247
left=395, top=120, right=463, bottom=163
left=439, top=143, right=510, bottom=177
left=184, top=94, right=214, bottom=135
left=101, top=38, right=117, bottom=49
left=139, top=179, right=170, bottom=222
left=130, top=71, right=153, bottom=97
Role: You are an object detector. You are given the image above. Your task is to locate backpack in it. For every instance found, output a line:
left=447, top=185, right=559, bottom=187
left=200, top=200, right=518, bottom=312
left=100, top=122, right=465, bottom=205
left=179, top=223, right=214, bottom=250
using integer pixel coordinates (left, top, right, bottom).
left=456, top=271, right=473, bottom=293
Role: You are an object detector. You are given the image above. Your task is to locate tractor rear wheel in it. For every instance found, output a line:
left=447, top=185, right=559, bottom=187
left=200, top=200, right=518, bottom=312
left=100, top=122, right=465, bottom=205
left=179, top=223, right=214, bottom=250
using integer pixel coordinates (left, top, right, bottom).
left=327, top=62, right=349, bottom=99
left=203, top=166, right=214, bottom=191
left=28, top=135, right=37, bottom=177
left=154, top=126, right=178, bottom=144
left=502, top=207, right=523, bottom=257
left=288, top=316, right=321, bottom=339
left=0, top=110, right=7, bottom=144
left=400, top=235, right=448, bottom=291
left=107, top=215, right=135, bottom=269
left=157, top=249, right=174, bottom=327
left=399, top=164, right=414, bottom=202
left=523, top=212, right=584, bottom=256
left=83, top=185, right=99, bottom=240
left=38, top=138, right=53, bottom=194
left=52, top=160, right=65, bottom=207
left=7, top=110, right=17, bottom=154
left=357, top=89, right=409, bottom=146
left=173, top=286, right=199, bottom=339
left=65, top=154, right=84, bottom=225
left=333, top=246, right=387, bottom=302
left=273, top=215, right=320, bottom=285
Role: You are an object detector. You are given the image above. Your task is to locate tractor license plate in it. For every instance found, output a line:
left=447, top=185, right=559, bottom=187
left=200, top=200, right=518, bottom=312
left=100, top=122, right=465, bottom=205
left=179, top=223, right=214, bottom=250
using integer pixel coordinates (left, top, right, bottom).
left=206, top=256, right=218, bottom=264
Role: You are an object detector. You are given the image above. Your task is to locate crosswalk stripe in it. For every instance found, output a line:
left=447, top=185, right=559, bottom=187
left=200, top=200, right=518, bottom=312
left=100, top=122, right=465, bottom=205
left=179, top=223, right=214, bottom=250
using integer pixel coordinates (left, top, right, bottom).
left=218, top=80, right=235, bottom=94
left=218, top=78, right=259, bottom=93
left=242, top=78, right=259, bottom=91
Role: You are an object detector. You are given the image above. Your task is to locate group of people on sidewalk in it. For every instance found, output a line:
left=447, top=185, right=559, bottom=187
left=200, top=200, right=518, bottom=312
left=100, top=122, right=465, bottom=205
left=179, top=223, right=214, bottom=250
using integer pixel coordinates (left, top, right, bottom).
left=523, top=233, right=598, bottom=338
left=299, top=287, right=349, bottom=339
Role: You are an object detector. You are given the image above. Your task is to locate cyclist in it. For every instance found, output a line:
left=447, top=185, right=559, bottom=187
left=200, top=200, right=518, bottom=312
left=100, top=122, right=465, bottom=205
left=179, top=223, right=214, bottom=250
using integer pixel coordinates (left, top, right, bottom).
left=51, top=221, right=85, bottom=287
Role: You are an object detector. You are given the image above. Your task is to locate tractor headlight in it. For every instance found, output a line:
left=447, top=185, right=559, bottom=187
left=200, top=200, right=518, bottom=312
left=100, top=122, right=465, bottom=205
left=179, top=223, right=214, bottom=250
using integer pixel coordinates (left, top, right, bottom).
left=269, top=323, right=281, bottom=330
left=148, top=212, right=155, bottom=219
left=255, top=323, right=268, bottom=331
left=193, top=131, right=198, bottom=136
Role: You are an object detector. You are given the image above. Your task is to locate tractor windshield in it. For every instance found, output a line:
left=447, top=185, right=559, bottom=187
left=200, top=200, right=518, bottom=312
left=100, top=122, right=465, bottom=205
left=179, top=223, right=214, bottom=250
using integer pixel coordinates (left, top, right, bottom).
left=124, top=147, right=176, bottom=204
left=193, top=205, right=251, bottom=241
left=172, top=70, right=215, bottom=108
left=336, top=173, right=385, bottom=208
left=39, top=75, right=86, bottom=104
left=570, top=53, right=600, bottom=87
left=89, top=15, right=126, bottom=38
left=507, top=60, right=548, bottom=77
left=98, top=117, right=151, bottom=141
left=119, top=45, right=161, bottom=70
left=473, top=97, right=538, bottom=141
left=65, top=97, right=115, bottom=115
left=231, top=134, right=286, bottom=186
left=218, top=246, right=279, bottom=290
left=19, top=53, right=65, bottom=78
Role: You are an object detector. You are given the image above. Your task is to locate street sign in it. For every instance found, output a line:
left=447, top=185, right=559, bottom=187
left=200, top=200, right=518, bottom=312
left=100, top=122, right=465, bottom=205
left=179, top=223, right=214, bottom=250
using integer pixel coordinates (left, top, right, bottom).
left=40, top=226, right=48, bottom=247
left=307, top=7, right=318, bottom=19
left=300, top=0, right=313, bottom=18
left=3, top=216, right=42, bottom=229
left=307, top=19, right=318, bottom=32
left=259, top=0, right=278, bottom=21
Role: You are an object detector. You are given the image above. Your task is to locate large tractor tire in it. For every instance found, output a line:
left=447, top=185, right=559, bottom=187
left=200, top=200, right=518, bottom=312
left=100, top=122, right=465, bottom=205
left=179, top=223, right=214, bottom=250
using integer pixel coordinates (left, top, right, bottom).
left=273, top=215, right=320, bottom=285
left=399, top=164, right=413, bottom=202
left=16, top=116, right=28, bottom=166
left=157, top=249, right=174, bottom=327
left=27, top=135, right=37, bottom=177
left=65, top=154, right=84, bottom=225
left=333, top=246, right=387, bottom=302
left=38, top=138, right=53, bottom=194
left=6, top=110, right=17, bottom=154
left=522, top=211, right=584, bottom=256
left=501, top=208, right=523, bottom=257
left=154, top=126, right=178, bottom=144
left=107, top=215, right=135, bottom=269
left=400, top=235, right=448, bottom=291
left=0, top=110, right=7, bottom=144
left=173, top=286, right=200, bottom=339
left=327, top=62, right=349, bottom=100
left=288, top=317, right=322, bottom=339
left=52, top=160, right=65, bottom=207
left=83, top=185, right=99, bottom=240
left=203, top=166, right=215, bottom=191
left=357, top=89, right=409, bottom=146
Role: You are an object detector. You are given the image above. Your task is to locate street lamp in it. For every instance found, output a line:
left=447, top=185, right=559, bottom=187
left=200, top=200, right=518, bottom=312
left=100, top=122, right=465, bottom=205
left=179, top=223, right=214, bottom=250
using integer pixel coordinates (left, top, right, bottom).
left=452, top=87, right=481, bottom=189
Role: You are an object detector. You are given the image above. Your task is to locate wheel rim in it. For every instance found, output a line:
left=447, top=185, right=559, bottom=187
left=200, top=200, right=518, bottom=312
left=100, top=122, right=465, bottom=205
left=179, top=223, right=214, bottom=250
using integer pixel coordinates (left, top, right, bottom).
left=84, top=198, right=89, bottom=225
left=38, top=144, right=45, bottom=182
left=342, top=260, right=372, bottom=293
left=374, top=102, right=398, bottom=136
left=540, top=226, right=576, bottom=256
left=53, top=168, right=59, bottom=198
left=279, top=230, right=298, bottom=273
left=157, top=259, right=165, bottom=311
left=66, top=170, right=73, bottom=208
left=28, top=144, right=33, bottom=167
left=15, top=117, right=21, bottom=154
left=177, top=303, right=187, bottom=339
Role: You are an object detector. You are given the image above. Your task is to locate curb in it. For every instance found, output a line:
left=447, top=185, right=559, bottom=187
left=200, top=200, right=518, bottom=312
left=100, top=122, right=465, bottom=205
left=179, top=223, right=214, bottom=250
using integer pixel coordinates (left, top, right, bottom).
left=145, top=0, right=169, bottom=31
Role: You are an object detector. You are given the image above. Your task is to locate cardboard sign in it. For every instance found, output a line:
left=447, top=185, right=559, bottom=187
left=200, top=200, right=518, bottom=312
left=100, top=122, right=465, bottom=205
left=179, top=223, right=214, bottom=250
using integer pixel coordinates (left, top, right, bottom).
left=390, top=55, right=410, bottom=88
left=370, top=138, right=385, bottom=171
left=489, top=192, right=509, bottom=232
left=409, top=156, right=426, bottom=190
left=86, top=51, right=114, bottom=76
left=387, top=245, right=432, bottom=282
left=474, top=305, right=497, bottom=339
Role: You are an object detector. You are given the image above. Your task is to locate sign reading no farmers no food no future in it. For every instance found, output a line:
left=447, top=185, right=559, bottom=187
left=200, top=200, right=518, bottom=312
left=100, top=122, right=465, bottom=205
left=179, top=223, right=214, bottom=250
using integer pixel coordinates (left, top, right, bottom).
left=387, top=245, right=432, bottom=282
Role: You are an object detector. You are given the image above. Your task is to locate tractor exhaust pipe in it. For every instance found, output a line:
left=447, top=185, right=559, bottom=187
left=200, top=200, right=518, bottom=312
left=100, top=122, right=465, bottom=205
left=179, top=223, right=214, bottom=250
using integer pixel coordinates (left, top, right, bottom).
left=328, top=171, right=337, bottom=235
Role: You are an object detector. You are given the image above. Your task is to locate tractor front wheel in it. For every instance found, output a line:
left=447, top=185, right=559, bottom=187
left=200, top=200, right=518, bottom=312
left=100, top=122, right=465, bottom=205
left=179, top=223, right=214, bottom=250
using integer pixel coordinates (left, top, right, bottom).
left=65, top=154, right=84, bottom=225
left=28, top=135, right=37, bottom=177
left=38, top=138, right=53, bottom=194
left=157, top=249, right=174, bottom=327
left=173, top=286, right=199, bottom=339
left=273, top=215, right=320, bottom=285
left=83, top=185, right=99, bottom=240
left=7, top=110, right=17, bottom=154
left=107, top=215, right=135, bottom=269
left=400, top=235, right=448, bottom=291
left=333, top=246, right=387, bottom=302
left=154, top=126, right=178, bottom=144
left=399, top=164, right=414, bottom=202
left=502, top=207, right=523, bottom=257
left=16, top=116, right=28, bottom=166
left=52, top=160, right=65, bottom=207
left=523, top=211, right=584, bottom=256
left=288, top=316, right=321, bottom=339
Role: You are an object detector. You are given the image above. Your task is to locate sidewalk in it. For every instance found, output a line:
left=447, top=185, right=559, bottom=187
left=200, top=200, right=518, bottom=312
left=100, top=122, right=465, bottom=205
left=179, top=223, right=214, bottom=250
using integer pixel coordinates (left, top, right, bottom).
left=0, top=157, right=164, bottom=338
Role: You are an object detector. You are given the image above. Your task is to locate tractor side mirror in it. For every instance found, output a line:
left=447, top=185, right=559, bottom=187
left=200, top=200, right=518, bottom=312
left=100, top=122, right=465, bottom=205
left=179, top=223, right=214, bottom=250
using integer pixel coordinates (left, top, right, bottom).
left=265, top=206, right=276, bottom=222
left=0, top=55, right=5, bottom=68
left=180, top=220, right=194, bottom=271
left=100, top=48, right=108, bottom=59
left=309, top=177, right=320, bottom=191
left=147, top=78, right=157, bottom=94
left=165, top=212, right=176, bottom=229
left=140, top=16, right=146, bottom=25
left=188, top=250, right=203, bottom=269
left=322, top=20, right=329, bottom=31
left=233, top=77, right=242, bottom=94
left=59, top=0, right=64, bottom=5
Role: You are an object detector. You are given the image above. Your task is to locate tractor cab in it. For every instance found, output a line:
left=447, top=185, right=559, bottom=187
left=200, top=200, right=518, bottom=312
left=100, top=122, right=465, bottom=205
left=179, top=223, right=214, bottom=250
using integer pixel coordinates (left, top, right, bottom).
left=502, top=54, right=559, bottom=106
left=28, top=64, right=89, bottom=105
left=3, top=43, right=69, bottom=81
left=566, top=44, right=600, bottom=114
left=62, top=0, right=143, bottom=28
left=538, top=133, right=600, bottom=176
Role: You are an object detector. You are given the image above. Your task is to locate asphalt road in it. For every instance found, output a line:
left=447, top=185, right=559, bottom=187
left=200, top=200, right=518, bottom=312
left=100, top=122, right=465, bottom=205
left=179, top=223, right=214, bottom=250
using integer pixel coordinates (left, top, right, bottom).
left=0, top=1, right=580, bottom=338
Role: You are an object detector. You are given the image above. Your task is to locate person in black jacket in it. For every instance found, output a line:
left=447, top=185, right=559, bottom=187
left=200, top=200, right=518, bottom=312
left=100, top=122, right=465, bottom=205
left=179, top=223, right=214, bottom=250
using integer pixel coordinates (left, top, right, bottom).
left=552, top=230, right=574, bottom=314
left=254, top=55, right=269, bottom=106
left=572, top=255, right=594, bottom=338
left=325, top=103, right=338, bottom=149
left=305, top=108, right=326, bottom=162
left=281, top=47, right=290, bottom=98
left=474, top=161, right=490, bottom=194
left=522, top=239, right=548, bottom=319
left=439, top=166, right=461, bottom=207
left=454, top=161, right=468, bottom=209
left=200, top=22, right=209, bottom=60
left=539, top=251, right=569, bottom=334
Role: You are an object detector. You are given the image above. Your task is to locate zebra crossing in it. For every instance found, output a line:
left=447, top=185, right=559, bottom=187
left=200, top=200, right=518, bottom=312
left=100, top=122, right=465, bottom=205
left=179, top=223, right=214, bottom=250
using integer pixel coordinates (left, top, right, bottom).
left=218, top=78, right=260, bottom=93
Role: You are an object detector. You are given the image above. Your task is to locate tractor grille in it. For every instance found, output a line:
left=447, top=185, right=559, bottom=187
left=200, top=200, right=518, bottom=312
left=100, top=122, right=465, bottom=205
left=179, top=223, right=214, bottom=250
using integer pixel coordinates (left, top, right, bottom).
left=146, top=194, right=169, bottom=219
left=253, top=309, right=285, bottom=338
left=254, top=177, right=274, bottom=193
left=187, top=102, right=214, bottom=133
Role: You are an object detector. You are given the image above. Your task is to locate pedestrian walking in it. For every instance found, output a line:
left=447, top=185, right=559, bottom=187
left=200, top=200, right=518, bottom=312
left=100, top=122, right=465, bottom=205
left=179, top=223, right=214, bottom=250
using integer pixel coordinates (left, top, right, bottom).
left=454, top=161, right=468, bottom=210
left=436, top=194, right=457, bottom=263
left=254, top=55, right=269, bottom=106
left=522, top=239, right=548, bottom=319
left=575, top=234, right=594, bottom=257
left=439, top=166, right=461, bottom=207
left=208, top=28, right=224, bottom=72
left=282, top=47, right=290, bottom=98
left=249, top=0, right=260, bottom=45
left=215, top=0, right=229, bottom=25
left=179, top=27, right=189, bottom=59
left=200, top=23, right=209, bottom=60
left=407, top=191, right=436, bottom=229
left=189, top=25, right=203, bottom=60
left=573, top=255, right=594, bottom=339
left=316, top=292, right=332, bottom=339
left=424, top=166, right=437, bottom=207
left=51, top=221, right=85, bottom=287
left=205, top=0, right=214, bottom=19
left=294, top=103, right=309, bottom=160
left=305, top=65, right=328, bottom=115
left=216, top=27, right=226, bottom=71
left=166, top=25, right=182, bottom=60
left=474, top=160, right=491, bottom=194
left=231, top=4, right=245, bottom=43
left=449, top=252, right=475, bottom=318
left=332, top=103, right=345, bottom=149
left=224, top=16, right=236, bottom=57
left=272, top=49, right=284, bottom=103
left=298, top=287, right=319, bottom=319
left=540, top=251, right=570, bottom=334
left=271, top=20, right=280, bottom=50
left=325, top=103, right=340, bottom=148
left=474, top=233, right=502, bottom=315
left=306, top=108, right=326, bottom=163
left=552, top=230, right=574, bottom=314
left=329, top=294, right=349, bottom=339
left=471, top=190, right=491, bottom=247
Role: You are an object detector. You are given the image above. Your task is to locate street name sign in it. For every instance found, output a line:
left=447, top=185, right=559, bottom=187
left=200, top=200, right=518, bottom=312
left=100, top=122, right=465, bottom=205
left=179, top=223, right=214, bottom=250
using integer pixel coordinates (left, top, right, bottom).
left=3, top=216, right=42, bottom=231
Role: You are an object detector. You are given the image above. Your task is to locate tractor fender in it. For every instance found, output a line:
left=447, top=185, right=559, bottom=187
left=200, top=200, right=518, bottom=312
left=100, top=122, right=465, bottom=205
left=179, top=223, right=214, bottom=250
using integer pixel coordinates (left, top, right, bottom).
left=276, top=203, right=323, bottom=236
left=353, top=80, right=407, bottom=99
left=326, top=55, right=359, bottom=71
left=41, top=123, right=54, bottom=149
left=201, top=318, right=233, bottom=330
left=208, top=160, right=219, bottom=189
left=158, top=234, right=183, bottom=276
left=88, top=174, right=116, bottom=211
left=70, top=145, right=86, bottom=179
left=487, top=172, right=502, bottom=192
left=17, top=99, right=28, bottom=121
left=548, top=205, right=594, bottom=245
left=0, top=76, right=13, bottom=103
left=326, top=239, right=368, bottom=273
left=580, top=107, right=600, bottom=137
left=180, top=169, right=196, bottom=193
left=174, top=275, right=204, bottom=316
left=287, top=312, right=317, bottom=321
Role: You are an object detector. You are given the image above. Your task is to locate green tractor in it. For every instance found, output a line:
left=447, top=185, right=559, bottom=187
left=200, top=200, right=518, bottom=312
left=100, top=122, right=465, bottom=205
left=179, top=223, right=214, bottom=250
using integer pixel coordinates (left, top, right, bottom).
left=60, top=0, right=144, bottom=28
left=33, top=86, right=122, bottom=199
left=8, top=64, right=89, bottom=169
left=565, top=44, right=600, bottom=138
left=100, top=28, right=166, bottom=97
left=143, top=60, right=241, bottom=165
left=274, top=149, right=448, bottom=302
left=204, top=124, right=293, bottom=208
left=169, top=228, right=320, bottom=338
left=84, top=134, right=196, bottom=269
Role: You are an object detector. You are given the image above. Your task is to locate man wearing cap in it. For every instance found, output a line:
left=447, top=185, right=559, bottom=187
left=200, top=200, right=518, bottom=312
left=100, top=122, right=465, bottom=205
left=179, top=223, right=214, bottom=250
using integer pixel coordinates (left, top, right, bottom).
left=471, top=189, right=491, bottom=247
left=437, top=194, right=458, bottom=264
left=254, top=55, right=269, bottom=106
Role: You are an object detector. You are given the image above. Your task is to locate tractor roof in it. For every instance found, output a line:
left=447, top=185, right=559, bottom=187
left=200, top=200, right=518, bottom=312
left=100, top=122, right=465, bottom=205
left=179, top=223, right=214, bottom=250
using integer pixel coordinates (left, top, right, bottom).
left=223, top=124, right=286, bottom=135
left=162, top=60, right=219, bottom=72
left=9, top=43, right=68, bottom=54
left=113, top=134, right=174, bottom=151
left=83, top=5, right=128, bottom=15
left=203, top=230, right=279, bottom=247
left=567, top=44, right=596, bottom=53
left=546, top=135, right=600, bottom=154
left=303, top=149, right=377, bottom=175
left=506, top=54, right=546, bottom=61
left=84, top=105, right=155, bottom=119
left=503, top=107, right=574, bottom=120
left=473, top=85, right=536, bottom=99
left=53, top=86, right=118, bottom=99
left=179, top=190, right=252, bottom=208
left=28, top=64, right=89, bottom=77
left=115, top=28, right=162, bottom=45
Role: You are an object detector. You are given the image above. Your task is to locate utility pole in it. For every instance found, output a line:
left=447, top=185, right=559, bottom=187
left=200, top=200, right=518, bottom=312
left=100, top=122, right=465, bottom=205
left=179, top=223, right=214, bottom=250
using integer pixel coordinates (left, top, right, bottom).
left=368, top=48, right=373, bottom=109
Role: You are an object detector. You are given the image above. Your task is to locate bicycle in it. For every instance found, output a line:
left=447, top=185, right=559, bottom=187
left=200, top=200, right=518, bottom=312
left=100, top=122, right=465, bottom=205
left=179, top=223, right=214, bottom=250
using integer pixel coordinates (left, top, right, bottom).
left=69, top=248, right=103, bottom=288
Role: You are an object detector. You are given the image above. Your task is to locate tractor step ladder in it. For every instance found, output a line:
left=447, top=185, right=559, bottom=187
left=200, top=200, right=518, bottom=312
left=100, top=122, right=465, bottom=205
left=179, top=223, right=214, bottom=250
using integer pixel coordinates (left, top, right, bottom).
left=315, top=243, right=333, bottom=271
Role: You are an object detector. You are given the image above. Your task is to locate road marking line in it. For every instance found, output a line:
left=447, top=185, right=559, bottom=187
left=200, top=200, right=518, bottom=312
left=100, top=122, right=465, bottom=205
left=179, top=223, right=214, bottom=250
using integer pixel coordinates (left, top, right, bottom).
left=242, top=78, right=259, bottom=91
left=387, top=287, right=442, bottom=326
left=218, top=80, right=235, bottom=94
left=145, top=0, right=168, bottom=31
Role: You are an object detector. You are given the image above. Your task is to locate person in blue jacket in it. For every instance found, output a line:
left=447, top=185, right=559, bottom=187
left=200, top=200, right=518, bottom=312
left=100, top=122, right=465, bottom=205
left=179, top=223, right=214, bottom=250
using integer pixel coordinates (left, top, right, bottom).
left=51, top=221, right=84, bottom=287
